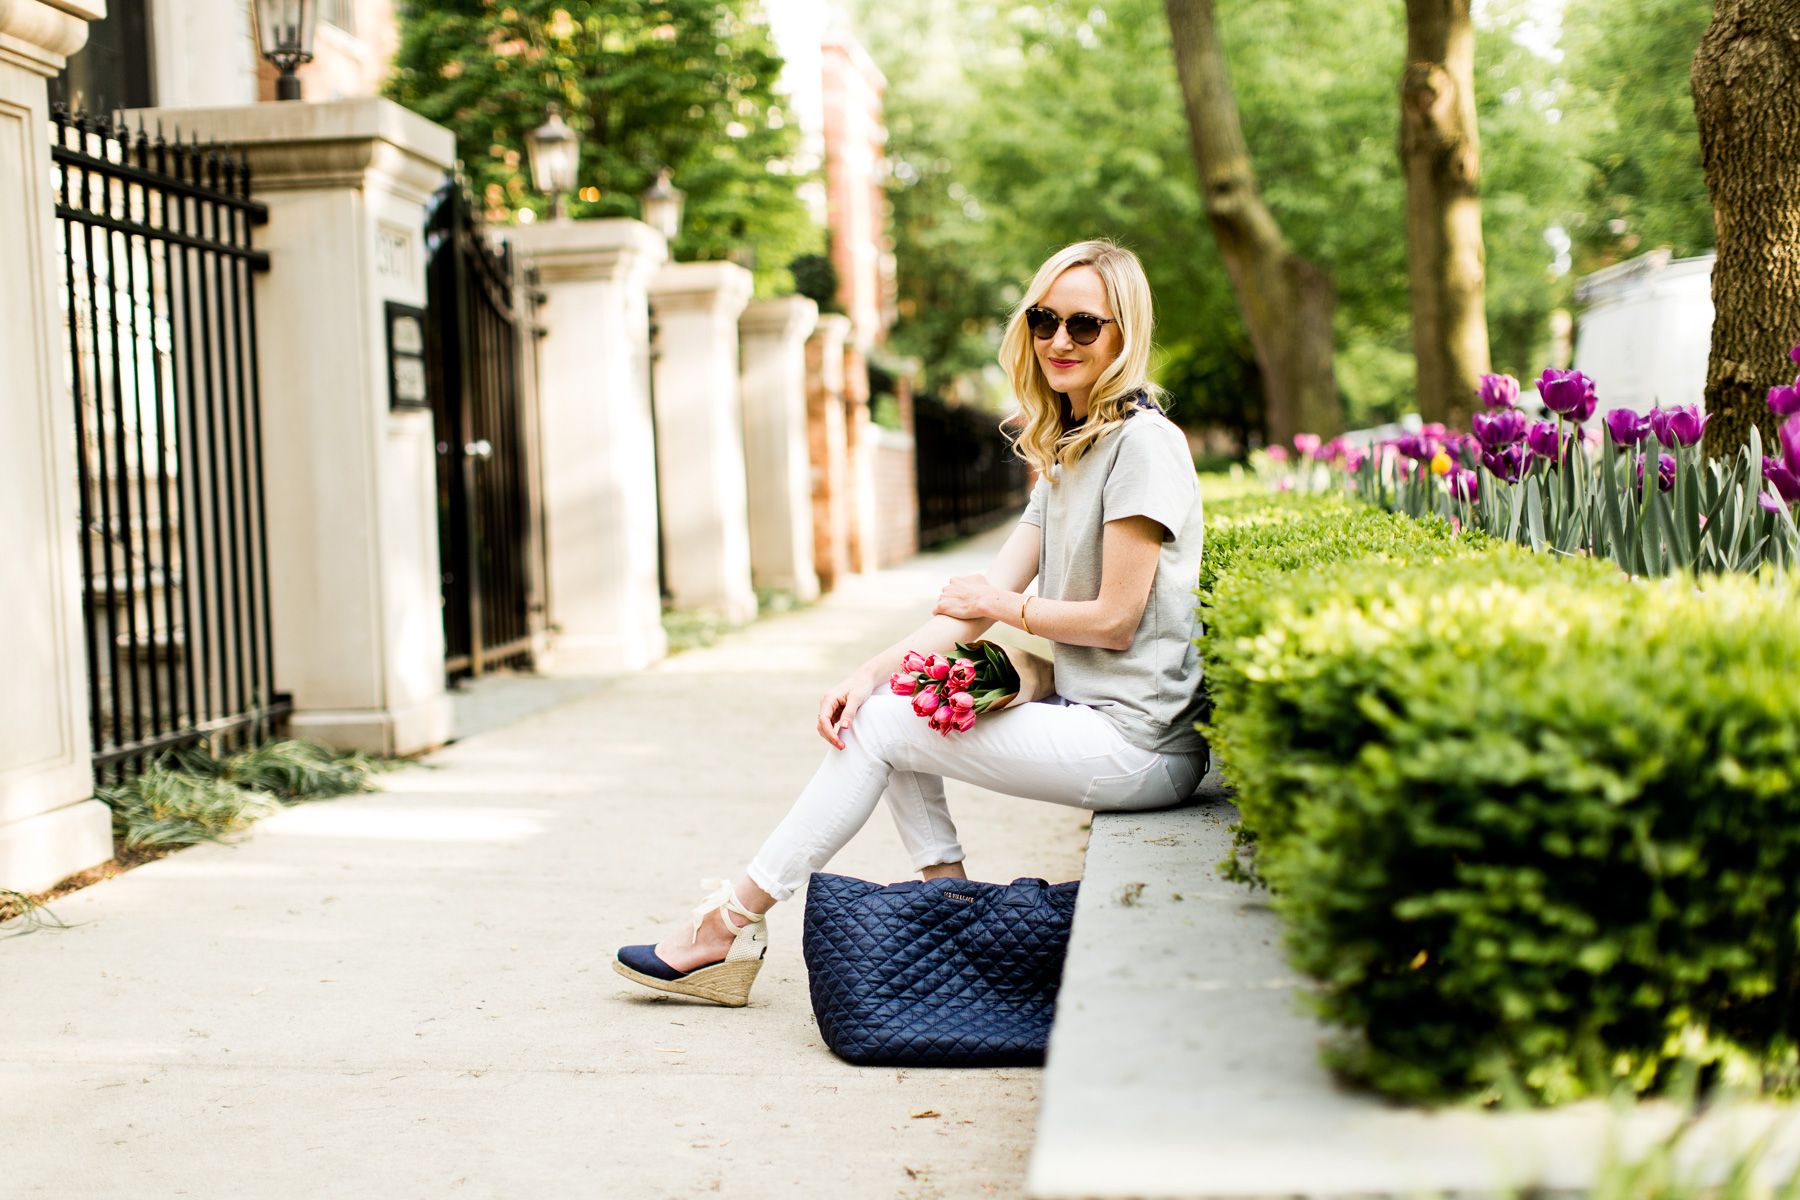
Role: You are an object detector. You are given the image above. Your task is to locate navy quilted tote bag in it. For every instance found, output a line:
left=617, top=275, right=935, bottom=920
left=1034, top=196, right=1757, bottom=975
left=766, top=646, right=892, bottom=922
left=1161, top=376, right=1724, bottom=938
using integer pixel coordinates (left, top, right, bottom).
left=801, top=872, right=1080, bottom=1067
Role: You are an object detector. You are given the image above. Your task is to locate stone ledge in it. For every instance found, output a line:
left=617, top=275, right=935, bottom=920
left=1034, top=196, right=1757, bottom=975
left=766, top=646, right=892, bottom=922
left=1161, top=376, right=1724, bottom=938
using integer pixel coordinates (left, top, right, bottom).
left=1025, top=792, right=1768, bottom=1199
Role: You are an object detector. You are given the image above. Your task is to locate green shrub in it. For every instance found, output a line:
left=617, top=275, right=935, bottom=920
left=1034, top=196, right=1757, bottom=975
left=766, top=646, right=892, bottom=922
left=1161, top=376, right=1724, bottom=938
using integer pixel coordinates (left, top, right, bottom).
left=1199, top=490, right=1482, bottom=597
left=101, top=738, right=386, bottom=848
left=100, top=766, right=284, bottom=848
left=1204, top=535, right=1800, bottom=1104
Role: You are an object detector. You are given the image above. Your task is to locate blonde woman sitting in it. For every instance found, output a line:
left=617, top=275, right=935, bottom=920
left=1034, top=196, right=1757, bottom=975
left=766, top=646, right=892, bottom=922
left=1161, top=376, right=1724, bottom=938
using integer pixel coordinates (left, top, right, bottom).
left=616, top=240, right=1208, bottom=1006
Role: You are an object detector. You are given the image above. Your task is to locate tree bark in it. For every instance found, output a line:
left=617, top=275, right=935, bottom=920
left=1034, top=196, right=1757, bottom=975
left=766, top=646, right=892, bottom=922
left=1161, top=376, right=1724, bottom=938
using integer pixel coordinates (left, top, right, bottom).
left=1165, top=0, right=1341, bottom=446
left=1692, top=0, right=1800, bottom=457
left=1399, top=0, right=1491, bottom=433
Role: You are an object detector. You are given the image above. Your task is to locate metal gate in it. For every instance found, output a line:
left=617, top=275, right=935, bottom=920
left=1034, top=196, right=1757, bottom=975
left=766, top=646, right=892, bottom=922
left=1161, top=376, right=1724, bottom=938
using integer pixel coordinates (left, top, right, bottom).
left=914, top=395, right=1030, bottom=547
left=423, top=180, right=534, bottom=679
left=52, top=111, right=288, bottom=777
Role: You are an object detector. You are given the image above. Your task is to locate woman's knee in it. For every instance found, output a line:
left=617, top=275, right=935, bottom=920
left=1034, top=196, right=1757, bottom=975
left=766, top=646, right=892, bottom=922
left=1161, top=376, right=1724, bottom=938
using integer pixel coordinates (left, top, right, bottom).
left=845, top=693, right=916, bottom=757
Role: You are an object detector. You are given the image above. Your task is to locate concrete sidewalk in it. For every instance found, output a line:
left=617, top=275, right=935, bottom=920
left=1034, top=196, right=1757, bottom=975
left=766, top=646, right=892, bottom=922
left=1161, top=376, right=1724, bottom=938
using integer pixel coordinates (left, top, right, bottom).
left=0, top=524, right=1085, bottom=1200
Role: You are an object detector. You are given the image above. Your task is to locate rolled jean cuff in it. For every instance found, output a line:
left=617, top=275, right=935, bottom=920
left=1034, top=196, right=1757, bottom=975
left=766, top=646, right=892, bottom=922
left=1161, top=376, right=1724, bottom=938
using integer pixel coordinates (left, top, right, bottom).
left=744, top=859, right=796, bottom=904
left=910, top=847, right=967, bottom=873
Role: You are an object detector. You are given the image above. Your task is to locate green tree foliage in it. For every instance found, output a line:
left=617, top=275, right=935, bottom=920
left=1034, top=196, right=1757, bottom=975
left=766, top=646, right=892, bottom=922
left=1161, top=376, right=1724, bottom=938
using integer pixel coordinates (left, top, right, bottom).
left=386, top=0, right=819, bottom=292
left=1563, top=0, right=1716, bottom=274
left=862, top=0, right=1578, bottom=438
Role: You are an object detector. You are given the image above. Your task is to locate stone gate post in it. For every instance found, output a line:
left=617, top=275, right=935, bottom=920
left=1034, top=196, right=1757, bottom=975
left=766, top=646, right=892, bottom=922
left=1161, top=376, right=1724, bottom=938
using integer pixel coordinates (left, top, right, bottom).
left=739, top=295, right=821, bottom=601
left=503, top=219, right=669, bottom=673
left=648, top=261, right=757, bottom=624
left=130, top=99, right=457, bottom=755
left=0, top=0, right=112, bottom=893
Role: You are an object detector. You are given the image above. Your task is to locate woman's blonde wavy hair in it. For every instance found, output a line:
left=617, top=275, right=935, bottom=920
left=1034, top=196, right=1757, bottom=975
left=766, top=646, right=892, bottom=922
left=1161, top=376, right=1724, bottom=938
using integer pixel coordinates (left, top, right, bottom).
left=999, top=240, right=1162, bottom=479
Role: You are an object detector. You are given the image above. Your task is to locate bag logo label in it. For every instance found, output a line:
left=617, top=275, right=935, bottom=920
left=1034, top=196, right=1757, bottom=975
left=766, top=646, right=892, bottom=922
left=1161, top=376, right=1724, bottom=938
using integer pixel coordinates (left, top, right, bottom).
left=945, top=892, right=975, bottom=903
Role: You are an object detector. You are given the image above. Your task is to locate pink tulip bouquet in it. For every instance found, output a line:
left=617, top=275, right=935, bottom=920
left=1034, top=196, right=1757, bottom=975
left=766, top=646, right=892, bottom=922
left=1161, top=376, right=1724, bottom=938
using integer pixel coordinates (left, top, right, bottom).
left=888, top=642, right=1028, bottom=737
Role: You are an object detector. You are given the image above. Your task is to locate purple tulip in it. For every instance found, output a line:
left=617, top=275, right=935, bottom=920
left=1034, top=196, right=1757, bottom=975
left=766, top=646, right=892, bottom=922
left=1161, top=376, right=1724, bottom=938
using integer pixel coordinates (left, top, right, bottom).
left=1477, top=373, right=1520, bottom=410
left=1482, top=444, right=1526, bottom=483
left=1538, top=369, right=1599, bottom=422
left=1762, top=415, right=1800, bottom=507
left=1525, top=420, right=1565, bottom=462
left=1394, top=433, right=1443, bottom=463
left=1648, top=404, right=1710, bottom=449
left=1791, top=344, right=1800, bottom=367
left=1472, top=408, right=1530, bottom=449
left=1769, top=384, right=1800, bottom=419
left=1635, top=453, right=1676, bottom=493
left=1603, top=408, right=1652, bottom=446
left=1448, top=468, right=1479, bottom=502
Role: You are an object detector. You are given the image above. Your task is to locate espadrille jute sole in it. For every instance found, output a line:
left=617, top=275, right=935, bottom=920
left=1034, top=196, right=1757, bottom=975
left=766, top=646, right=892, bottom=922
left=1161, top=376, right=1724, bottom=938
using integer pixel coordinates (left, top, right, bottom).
left=611, top=956, right=763, bottom=1007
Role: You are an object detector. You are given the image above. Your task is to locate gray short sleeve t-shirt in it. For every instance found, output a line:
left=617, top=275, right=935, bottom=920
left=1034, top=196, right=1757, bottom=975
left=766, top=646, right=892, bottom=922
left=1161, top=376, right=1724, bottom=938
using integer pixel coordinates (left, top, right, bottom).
left=1020, top=409, right=1206, bottom=753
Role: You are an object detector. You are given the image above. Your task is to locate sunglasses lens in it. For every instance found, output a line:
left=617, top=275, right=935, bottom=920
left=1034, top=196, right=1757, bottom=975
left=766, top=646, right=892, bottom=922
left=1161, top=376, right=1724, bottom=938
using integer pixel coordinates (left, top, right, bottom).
left=1066, top=315, right=1104, bottom=345
left=1026, top=308, right=1060, bottom=340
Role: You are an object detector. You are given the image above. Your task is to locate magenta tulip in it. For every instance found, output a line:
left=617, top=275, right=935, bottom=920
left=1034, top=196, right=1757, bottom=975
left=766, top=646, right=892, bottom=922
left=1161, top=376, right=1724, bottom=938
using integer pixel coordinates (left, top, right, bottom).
left=1762, top=415, right=1800, bottom=507
left=1636, top=453, right=1676, bottom=493
left=1791, top=344, right=1800, bottom=367
left=1768, top=384, right=1800, bottom=419
left=1482, top=444, right=1526, bottom=483
left=949, top=691, right=974, bottom=710
left=1649, top=404, right=1709, bottom=449
left=1537, top=369, right=1599, bottom=421
left=925, top=654, right=951, bottom=681
left=1395, top=433, right=1444, bottom=463
left=1266, top=445, right=1288, bottom=462
left=1603, top=408, right=1651, bottom=446
left=901, top=651, right=927, bottom=673
left=912, top=688, right=941, bottom=716
left=1477, top=373, right=1520, bottom=410
left=1472, top=408, right=1529, bottom=449
left=1526, top=420, right=1565, bottom=462
left=1448, top=468, right=1479, bottom=503
left=889, top=672, right=918, bottom=697
left=951, top=708, right=978, bottom=733
left=1294, top=433, right=1322, bottom=457
left=948, top=659, right=976, bottom=688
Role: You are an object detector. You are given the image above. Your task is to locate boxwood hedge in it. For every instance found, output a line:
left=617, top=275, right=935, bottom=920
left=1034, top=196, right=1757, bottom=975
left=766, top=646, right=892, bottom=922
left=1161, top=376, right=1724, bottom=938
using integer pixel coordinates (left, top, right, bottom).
left=1202, top=493, right=1800, bottom=1104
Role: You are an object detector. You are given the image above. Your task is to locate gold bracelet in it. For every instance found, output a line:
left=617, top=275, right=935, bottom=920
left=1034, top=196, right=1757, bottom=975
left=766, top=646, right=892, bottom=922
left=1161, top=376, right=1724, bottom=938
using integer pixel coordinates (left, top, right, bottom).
left=1020, top=595, right=1033, bottom=636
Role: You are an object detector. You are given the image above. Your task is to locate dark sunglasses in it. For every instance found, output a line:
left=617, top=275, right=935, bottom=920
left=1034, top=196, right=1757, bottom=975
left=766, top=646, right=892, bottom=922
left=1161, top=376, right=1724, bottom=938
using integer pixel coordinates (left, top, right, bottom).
left=1024, top=305, right=1117, bottom=346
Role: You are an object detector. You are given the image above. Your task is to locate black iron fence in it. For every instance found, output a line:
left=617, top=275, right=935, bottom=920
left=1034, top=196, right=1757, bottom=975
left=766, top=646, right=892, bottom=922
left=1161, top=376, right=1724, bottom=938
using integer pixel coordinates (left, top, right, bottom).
left=51, top=111, right=288, bottom=777
left=913, top=395, right=1030, bottom=547
left=423, top=180, right=535, bottom=679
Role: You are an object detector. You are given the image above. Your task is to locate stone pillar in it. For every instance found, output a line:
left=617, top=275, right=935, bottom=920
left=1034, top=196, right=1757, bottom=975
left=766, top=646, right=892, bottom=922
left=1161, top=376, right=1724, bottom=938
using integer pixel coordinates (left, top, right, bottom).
left=648, top=261, right=757, bottom=624
left=739, top=295, right=821, bottom=601
left=132, top=99, right=456, bottom=755
left=805, top=314, right=852, bottom=593
left=842, top=341, right=880, bottom=575
left=503, top=219, right=668, bottom=673
left=0, top=0, right=112, bottom=893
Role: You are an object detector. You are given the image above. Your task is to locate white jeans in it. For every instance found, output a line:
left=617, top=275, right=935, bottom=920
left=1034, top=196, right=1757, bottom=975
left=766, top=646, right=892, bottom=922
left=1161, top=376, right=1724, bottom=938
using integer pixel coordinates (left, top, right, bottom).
left=746, top=693, right=1207, bottom=901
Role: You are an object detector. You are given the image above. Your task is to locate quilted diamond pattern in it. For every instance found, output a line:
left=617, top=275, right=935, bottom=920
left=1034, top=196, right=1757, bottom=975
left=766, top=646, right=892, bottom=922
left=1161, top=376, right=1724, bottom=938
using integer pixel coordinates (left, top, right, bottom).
left=801, top=873, right=1080, bottom=1067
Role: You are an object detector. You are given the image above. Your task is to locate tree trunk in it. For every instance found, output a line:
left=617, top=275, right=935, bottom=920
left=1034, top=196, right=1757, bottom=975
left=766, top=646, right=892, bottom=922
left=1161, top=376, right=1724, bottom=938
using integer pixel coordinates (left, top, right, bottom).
left=1165, top=0, right=1341, bottom=446
left=1400, top=0, right=1491, bottom=433
left=1692, top=0, right=1800, bottom=457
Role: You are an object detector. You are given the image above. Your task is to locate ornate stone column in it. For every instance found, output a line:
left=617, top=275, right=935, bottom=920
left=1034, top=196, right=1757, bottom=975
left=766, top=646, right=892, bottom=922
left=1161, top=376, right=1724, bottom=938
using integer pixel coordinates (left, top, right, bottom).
left=739, top=295, right=821, bottom=601
left=130, top=99, right=457, bottom=755
left=648, top=261, right=758, bottom=624
left=503, top=219, right=669, bottom=673
left=0, top=0, right=111, bottom=892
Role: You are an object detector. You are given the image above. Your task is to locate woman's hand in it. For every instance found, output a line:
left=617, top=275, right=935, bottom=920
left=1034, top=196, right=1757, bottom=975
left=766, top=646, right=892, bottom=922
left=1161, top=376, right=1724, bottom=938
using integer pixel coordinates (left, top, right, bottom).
left=817, top=670, right=877, bottom=750
left=933, top=574, right=1003, bottom=622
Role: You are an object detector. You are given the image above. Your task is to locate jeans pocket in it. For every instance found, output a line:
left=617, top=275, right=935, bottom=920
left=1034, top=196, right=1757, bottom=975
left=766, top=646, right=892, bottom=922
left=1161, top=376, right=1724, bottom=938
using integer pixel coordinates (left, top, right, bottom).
left=1082, top=759, right=1177, bottom=811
